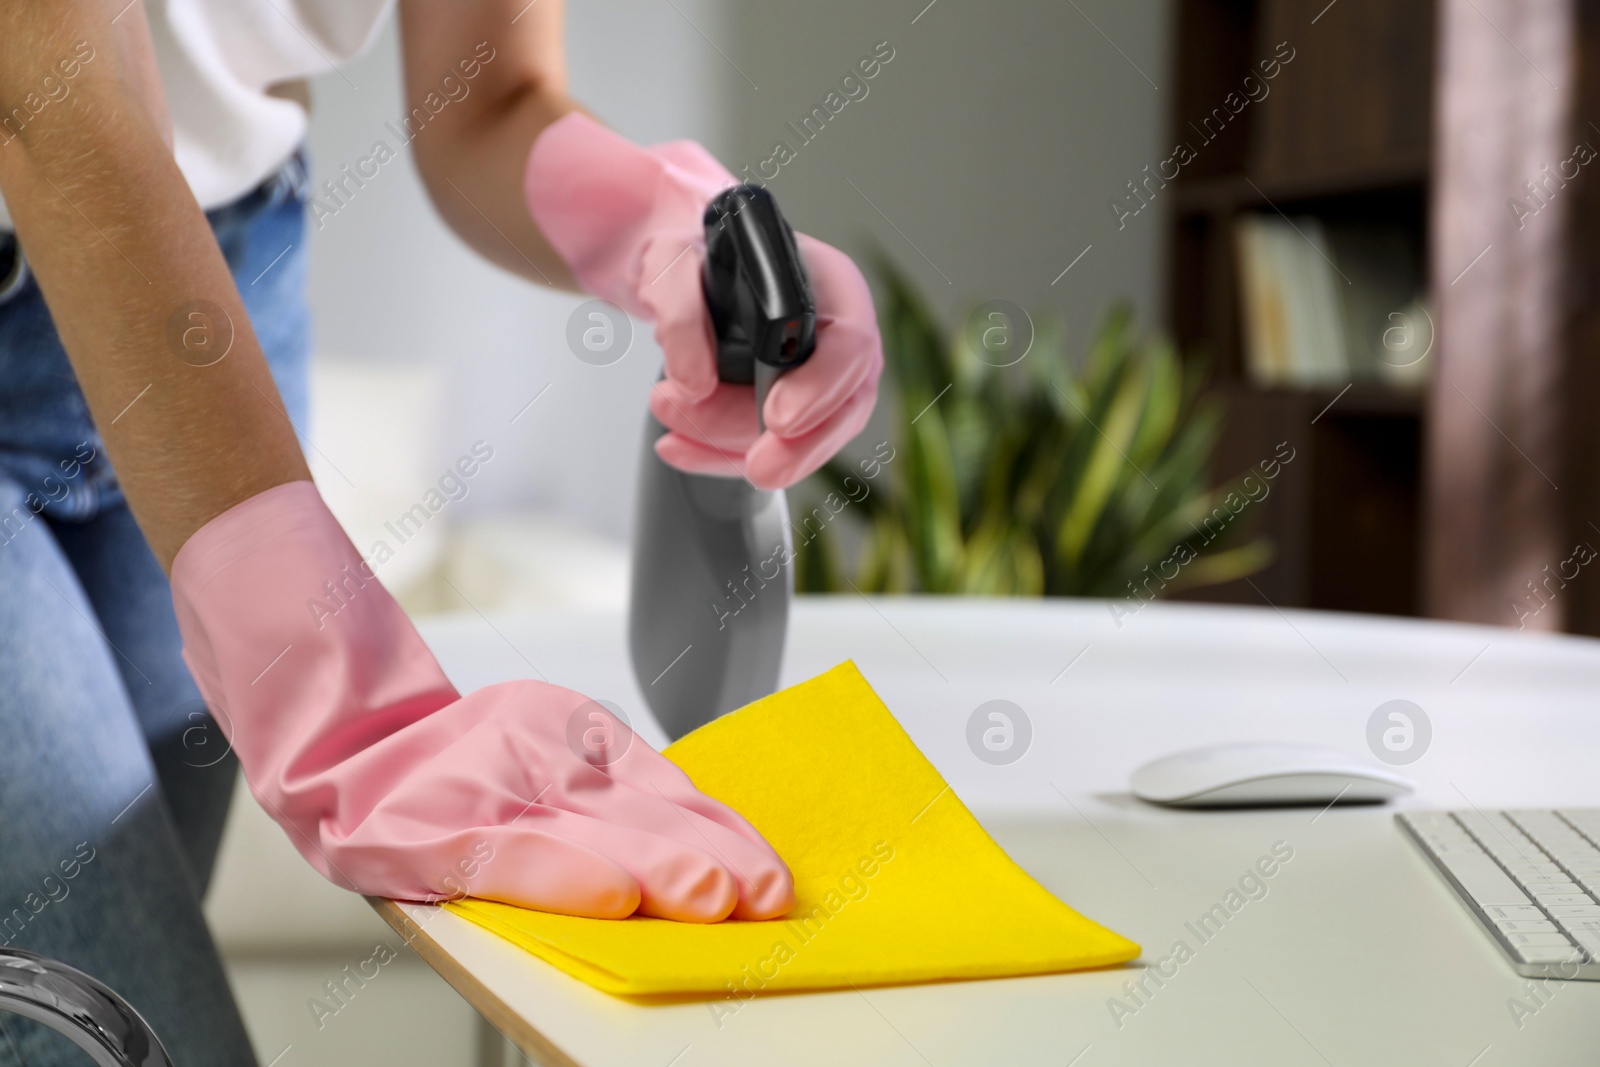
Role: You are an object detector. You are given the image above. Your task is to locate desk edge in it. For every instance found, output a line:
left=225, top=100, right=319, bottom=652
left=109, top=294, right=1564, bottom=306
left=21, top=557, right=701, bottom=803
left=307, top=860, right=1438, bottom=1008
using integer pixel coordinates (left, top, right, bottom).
left=368, top=896, right=583, bottom=1067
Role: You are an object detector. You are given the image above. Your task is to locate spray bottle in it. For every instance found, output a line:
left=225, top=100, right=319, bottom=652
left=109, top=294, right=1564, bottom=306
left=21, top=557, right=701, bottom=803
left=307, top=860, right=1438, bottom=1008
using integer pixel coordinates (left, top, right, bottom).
left=629, top=185, right=816, bottom=740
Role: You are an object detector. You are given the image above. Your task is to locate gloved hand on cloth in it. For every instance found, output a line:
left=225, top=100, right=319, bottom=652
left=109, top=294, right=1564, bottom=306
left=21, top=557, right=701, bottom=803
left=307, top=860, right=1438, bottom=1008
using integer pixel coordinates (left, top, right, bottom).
left=524, top=112, right=883, bottom=490
left=171, top=480, right=794, bottom=921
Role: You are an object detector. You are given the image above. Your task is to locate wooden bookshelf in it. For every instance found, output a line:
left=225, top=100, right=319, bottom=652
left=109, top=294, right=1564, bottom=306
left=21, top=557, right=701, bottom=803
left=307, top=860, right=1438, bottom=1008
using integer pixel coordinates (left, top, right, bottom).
left=1165, top=0, right=1437, bottom=615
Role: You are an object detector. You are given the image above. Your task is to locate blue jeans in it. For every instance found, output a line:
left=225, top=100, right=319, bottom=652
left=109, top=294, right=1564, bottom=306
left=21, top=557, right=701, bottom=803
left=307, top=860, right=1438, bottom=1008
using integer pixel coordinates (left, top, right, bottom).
left=0, top=154, right=310, bottom=1066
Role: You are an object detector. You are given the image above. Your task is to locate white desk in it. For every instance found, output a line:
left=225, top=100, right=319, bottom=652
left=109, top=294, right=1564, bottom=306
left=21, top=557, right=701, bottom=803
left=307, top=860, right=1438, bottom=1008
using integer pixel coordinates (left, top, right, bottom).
left=385, top=597, right=1600, bottom=1066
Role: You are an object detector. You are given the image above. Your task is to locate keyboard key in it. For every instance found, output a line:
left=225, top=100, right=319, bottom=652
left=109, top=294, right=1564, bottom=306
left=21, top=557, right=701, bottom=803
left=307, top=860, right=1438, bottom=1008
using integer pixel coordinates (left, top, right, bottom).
left=1544, top=832, right=1591, bottom=844
left=1546, top=904, right=1600, bottom=918
left=1509, top=812, right=1575, bottom=839
left=1447, top=862, right=1532, bottom=906
left=1469, top=840, right=1537, bottom=863
left=1487, top=849, right=1544, bottom=868
left=1495, top=919, right=1558, bottom=933
left=1514, top=945, right=1583, bottom=964
left=1505, top=932, right=1576, bottom=948
left=1559, top=862, right=1600, bottom=874
left=1484, top=905, right=1547, bottom=921
left=1556, top=809, right=1600, bottom=826
left=1534, top=894, right=1595, bottom=906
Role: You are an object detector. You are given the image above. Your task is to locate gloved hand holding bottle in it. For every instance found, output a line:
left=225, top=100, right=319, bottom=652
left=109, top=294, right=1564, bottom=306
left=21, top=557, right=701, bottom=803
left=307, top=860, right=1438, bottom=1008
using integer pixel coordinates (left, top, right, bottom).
left=524, top=113, right=884, bottom=490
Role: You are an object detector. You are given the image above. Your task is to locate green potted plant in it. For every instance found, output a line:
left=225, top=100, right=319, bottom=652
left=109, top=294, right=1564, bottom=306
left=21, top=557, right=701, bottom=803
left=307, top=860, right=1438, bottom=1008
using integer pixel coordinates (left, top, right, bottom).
left=794, top=257, right=1272, bottom=600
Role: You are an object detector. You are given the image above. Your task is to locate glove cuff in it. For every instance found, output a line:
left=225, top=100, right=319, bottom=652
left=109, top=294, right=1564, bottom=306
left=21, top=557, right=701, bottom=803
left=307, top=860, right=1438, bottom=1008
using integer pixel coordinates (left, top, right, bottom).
left=523, top=112, right=736, bottom=310
left=170, top=480, right=459, bottom=871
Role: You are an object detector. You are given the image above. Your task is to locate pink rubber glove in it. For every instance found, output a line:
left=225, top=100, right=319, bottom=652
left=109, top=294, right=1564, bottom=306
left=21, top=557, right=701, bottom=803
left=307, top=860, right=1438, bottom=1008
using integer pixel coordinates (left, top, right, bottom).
left=170, top=481, right=793, bottom=921
left=525, top=112, right=882, bottom=490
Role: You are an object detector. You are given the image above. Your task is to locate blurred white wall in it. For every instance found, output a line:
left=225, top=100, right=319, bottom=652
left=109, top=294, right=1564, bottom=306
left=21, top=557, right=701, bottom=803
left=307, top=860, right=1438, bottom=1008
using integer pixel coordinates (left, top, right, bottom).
left=721, top=0, right=1171, bottom=341
left=299, top=0, right=1171, bottom=538
left=302, top=1, right=724, bottom=541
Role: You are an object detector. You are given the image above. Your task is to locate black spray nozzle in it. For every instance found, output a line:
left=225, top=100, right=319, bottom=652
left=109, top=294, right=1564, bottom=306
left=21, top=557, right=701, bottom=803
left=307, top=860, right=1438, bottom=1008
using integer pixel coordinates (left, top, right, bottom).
left=702, top=185, right=816, bottom=388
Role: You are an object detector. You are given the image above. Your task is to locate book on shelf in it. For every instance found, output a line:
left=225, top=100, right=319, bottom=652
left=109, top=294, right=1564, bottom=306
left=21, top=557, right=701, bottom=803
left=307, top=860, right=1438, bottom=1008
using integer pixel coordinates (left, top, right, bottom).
left=1234, top=213, right=1431, bottom=392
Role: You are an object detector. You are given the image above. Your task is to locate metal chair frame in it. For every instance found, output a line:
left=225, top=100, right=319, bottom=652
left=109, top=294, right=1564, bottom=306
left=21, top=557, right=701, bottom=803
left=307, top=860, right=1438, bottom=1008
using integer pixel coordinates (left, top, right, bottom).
left=0, top=949, right=172, bottom=1067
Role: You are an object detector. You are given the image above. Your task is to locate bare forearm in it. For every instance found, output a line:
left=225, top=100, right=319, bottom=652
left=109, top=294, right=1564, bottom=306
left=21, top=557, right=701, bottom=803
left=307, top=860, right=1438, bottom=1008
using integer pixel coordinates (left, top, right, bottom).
left=412, top=80, right=583, bottom=288
left=400, top=0, right=583, bottom=290
left=0, top=4, right=308, bottom=570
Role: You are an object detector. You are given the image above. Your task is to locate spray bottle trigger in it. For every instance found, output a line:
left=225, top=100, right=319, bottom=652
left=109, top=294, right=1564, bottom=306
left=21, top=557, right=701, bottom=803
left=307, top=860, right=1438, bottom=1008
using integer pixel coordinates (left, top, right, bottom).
left=702, top=184, right=816, bottom=440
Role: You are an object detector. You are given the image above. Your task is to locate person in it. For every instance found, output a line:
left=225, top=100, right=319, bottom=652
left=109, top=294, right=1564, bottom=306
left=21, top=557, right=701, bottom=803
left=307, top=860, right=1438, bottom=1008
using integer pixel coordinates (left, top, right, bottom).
left=0, top=1, right=882, bottom=1062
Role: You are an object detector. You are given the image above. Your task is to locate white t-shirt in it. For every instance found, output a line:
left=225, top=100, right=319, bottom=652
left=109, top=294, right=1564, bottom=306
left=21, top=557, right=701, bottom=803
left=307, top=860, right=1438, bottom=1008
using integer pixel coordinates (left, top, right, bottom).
left=0, top=0, right=394, bottom=229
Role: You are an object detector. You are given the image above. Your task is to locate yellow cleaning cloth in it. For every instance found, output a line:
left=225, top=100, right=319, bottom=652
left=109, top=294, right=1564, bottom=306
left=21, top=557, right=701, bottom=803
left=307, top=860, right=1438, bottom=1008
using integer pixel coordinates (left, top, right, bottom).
left=446, top=661, right=1139, bottom=996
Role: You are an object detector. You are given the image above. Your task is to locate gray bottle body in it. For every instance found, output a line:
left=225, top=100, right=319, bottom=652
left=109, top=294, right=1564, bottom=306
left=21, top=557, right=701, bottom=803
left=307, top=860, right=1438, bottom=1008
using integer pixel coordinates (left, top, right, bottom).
left=629, top=415, right=792, bottom=740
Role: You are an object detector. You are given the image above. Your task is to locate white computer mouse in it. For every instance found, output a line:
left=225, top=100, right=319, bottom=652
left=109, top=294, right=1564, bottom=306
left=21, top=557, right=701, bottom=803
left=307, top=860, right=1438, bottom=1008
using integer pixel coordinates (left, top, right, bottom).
left=1129, top=742, right=1414, bottom=808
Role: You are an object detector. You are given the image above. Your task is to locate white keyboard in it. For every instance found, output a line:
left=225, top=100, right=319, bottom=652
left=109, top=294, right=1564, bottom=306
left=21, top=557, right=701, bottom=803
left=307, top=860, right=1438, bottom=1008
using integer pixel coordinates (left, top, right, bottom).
left=1399, top=809, right=1600, bottom=979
